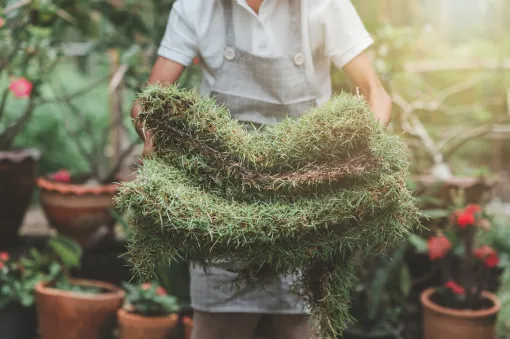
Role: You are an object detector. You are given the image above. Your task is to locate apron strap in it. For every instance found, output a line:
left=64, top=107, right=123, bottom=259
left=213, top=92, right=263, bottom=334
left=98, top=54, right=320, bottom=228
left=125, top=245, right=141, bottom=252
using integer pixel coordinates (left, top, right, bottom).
left=222, top=0, right=236, bottom=48
left=288, top=0, right=304, bottom=56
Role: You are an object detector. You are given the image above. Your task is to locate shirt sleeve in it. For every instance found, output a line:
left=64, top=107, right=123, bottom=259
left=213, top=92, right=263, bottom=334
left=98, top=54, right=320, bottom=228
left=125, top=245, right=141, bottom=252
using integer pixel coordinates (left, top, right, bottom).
left=324, top=0, right=374, bottom=69
left=157, top=0, right=198, bottom=66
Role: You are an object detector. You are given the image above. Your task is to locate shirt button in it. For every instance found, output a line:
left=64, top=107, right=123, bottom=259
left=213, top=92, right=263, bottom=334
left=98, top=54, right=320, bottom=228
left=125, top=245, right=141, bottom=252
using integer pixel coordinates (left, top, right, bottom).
left=224, top=47, right=236, bottom=61
left=293, top=52, right=305, bottom=66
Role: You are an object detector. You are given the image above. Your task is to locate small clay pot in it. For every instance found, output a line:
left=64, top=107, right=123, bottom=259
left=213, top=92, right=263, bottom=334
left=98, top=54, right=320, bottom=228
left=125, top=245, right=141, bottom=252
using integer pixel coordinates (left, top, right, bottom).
left=421, top=288, right=500, bottom=339
left=37, top=177, right=118, bottom=245
left=0, top=149, right=40, bottom=250
left=35, top=279, right=125, bottom=339
left=183, top=316, right=193, bottom=339
left=117, top=308, right=179, bottom=339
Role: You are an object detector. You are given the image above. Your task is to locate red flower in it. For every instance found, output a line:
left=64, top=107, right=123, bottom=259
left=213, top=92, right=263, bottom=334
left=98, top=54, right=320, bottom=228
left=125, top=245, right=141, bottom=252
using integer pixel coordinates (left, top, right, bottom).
left=193, top=57, right=199, bottom=65
left=0, top=252, right=9, bottom=261
left=428, top=235, right=452, bottom=260
left=0, top=17, right=5, bottom=29
left=485, top=255, right=499, bottom=268
left=457, top=211, right=475, bottom=228
left=9, top=77, right=33, bottom=98
left=52, top=170, right=71, bottom=183
left=445, top=280, right=465, bottom=295
left=141, top=282, right=151, bottom=290
left=474, top=245, right=499, bottom=268
left=465, top=204, right=482, bottom=214
left=156, top=286, right=167, bottom=296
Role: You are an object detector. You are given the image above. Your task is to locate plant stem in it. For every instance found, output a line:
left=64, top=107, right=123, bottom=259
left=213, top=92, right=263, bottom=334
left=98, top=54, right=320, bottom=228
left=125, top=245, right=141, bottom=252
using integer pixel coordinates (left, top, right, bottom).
left=0, top=98, right=34, bottom=149
left=0, top=88, right=9, bottom=122
left=464, top=227, right=476, bottom=308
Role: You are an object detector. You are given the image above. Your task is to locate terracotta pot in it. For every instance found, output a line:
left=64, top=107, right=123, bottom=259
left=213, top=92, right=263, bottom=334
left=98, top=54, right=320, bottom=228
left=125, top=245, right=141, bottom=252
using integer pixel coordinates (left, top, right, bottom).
left=0, top=149, right=40, bottom=250
left=117, top=308, right=178, bottom=339
left=183, top=316, right=193, bottom=339
left=421, top=288, right=500, bottom=339
left=37, top=177, right=118, bottom=245
left=35, top=278, right=125, bottom=339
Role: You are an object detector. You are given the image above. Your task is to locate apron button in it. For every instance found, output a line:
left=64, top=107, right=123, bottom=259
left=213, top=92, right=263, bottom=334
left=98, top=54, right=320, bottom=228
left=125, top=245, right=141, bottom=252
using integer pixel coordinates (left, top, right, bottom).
left=293, top=53, right=305, bottom=66
left=224, top=47, right=236, bottom=61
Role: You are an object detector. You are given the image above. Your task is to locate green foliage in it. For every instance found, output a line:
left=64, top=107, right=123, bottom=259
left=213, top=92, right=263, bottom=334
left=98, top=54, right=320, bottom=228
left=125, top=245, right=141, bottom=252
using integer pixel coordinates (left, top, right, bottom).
left=347, top=244, right=410, bottom=337
left=53, top=278, right=103, bottom=294
left=0, top=235, right=82, bottom=309
left=123, top=282, right=179, bottom=316
left=116, top=86, right=420, bottom=337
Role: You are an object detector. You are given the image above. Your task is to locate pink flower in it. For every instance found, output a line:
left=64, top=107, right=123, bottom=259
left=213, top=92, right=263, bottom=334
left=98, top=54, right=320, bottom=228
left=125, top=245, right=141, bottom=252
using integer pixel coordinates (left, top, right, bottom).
left=156, top=286, right=167, bottom=296
left=52, top=170, right=71, bottom=183
left=428, top=235, right=452, bottom=261
left=9, top=77, right=33, bottom=98
left=141, top=282, right=151, bottom=290
left=445, top=280, right=465, bottom=295
left=0, top=252, right=9, bottom=261
left=0, top=17, right=5, bottom=29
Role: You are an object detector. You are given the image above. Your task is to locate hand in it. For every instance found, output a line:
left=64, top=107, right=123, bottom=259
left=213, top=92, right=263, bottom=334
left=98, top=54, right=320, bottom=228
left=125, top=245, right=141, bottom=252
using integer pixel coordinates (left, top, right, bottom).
left=142, top=131, right=154, bottom=158
left=369, top=88, right=392, bottom=127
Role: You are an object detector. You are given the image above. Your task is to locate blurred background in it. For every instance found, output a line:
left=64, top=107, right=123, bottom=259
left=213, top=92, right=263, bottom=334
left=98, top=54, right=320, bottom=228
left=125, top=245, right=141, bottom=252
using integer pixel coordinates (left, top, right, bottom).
left=1, top=1, right=510, bottom=339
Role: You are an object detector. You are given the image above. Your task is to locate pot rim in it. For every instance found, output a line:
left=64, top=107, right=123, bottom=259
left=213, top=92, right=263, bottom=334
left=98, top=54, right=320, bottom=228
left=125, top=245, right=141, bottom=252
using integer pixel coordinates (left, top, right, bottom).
left=35, top=278, right=125, bottom=301
left=0, top=149, right=41, bottom=163
left=420, top=287, right=501, bottom=318
left=37, top=177, right=118, bottom=196
left=117, top=308, right=178, bottom=325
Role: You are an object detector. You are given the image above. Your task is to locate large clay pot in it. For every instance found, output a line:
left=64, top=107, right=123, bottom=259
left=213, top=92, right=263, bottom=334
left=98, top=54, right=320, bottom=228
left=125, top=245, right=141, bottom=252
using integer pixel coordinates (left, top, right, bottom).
left=0, top=149, right=40, bottom=250
left=421, top=288, right=500, bottom=339
left=117, top=308, right=178, bottom=339
left=183, top=316, right=193, bottom=339
left=35, top=278, right=125, bottom=339
left=37, top=177, right=118, bottom=246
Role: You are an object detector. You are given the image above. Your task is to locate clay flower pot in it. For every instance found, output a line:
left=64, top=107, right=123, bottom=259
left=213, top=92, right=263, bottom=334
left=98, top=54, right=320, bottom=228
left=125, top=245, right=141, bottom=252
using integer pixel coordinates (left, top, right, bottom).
left=0, top=149, right=40, bottom=250
left=421, top=287, right=500, bottom=339
left=117, top=308, right=179, bottom=339
left=37, top=177, right=118, bottom=245
left=183, top=316, right=193, bottom=339
left=35, top=279, right=125, bottom=339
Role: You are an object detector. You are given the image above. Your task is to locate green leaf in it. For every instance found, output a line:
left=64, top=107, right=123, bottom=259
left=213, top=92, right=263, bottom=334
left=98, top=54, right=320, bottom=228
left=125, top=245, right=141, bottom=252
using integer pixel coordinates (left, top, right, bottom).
left=422, top=209, right=451, bottom=219
left=400, top=265, right=411, bottom=297
left=48, top=235, right=82, bottom=269
left=408, top=234, right=428, bottom=253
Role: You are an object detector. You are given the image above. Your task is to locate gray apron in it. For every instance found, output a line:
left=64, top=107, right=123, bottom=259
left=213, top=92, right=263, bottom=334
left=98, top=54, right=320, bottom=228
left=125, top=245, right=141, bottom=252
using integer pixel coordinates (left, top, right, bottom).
left=191, top=0, right=318, bottom=314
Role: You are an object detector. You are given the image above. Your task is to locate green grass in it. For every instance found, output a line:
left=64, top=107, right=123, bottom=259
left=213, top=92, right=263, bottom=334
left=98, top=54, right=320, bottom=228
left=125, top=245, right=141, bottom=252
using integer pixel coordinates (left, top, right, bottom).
left=116, top=85, right=420, bottom=338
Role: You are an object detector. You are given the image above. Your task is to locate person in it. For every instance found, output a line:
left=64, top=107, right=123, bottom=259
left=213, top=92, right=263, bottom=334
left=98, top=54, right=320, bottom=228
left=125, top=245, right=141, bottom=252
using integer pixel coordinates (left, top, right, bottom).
left=131, top=0, right=392, bottom=338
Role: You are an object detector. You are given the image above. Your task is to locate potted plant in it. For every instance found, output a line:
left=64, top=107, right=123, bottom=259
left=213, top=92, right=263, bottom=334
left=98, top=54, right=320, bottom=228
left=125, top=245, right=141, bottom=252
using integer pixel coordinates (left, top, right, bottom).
left=117, top=281, right=179, bottom=339
left=0, top=5, right=45, bottom=250
left=0, top=234, right=82, bottom=339
left=36, top=94, right=140, bottom=245
left=34, top=234, right=125, bottom=339
left=411, top=203, right=501, bottom=339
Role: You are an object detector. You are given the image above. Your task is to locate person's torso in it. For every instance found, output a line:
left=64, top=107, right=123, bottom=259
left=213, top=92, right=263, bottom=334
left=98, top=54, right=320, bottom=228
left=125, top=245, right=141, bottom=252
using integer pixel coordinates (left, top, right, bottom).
left=190, top=0, right=333, bottom=107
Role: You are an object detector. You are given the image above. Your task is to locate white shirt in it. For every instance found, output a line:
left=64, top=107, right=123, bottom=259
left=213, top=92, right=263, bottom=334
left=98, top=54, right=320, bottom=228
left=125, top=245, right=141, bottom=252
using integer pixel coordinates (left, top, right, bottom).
left=158, top=0, right=373, bottom=106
